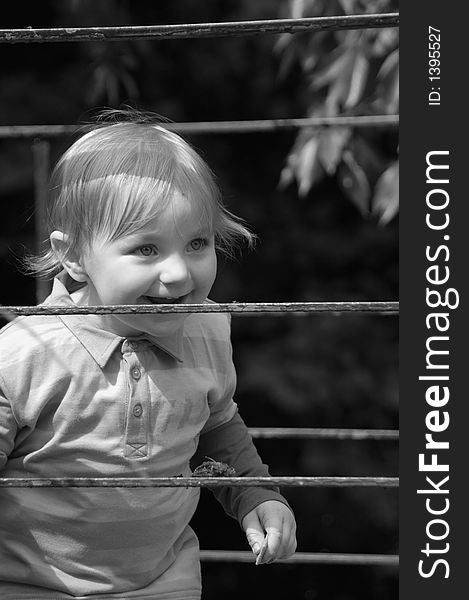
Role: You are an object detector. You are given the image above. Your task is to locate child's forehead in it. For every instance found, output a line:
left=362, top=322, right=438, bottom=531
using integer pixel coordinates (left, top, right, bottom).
left=113, top=183, right=213, bottom=238
left=106, top=173, right=210, bottom=213
left=157, top=188, right=199, bottom=215
left=149, top=190, right=212, bottom=231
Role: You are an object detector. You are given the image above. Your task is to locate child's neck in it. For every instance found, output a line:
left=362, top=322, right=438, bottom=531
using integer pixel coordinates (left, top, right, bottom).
left=69, top=285, right=114, bottom=333
left=70, top=285, right=89, bottom=306
left=69, top=283, right=187, bottom=340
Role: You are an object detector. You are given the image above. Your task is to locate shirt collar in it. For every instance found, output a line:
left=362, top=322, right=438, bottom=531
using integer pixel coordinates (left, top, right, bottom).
left=43, top=273, right=185, bottom=367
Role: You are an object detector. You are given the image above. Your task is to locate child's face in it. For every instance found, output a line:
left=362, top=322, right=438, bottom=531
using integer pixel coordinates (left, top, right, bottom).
left=78, top=191, right=217, bottom=337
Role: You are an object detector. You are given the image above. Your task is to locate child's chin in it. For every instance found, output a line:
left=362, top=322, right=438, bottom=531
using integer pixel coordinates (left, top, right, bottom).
left=117, top=313, right=189, bottom=337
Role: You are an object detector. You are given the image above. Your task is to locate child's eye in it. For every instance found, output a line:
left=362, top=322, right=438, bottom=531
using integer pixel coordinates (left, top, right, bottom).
left=137, top=245, right=157, bottom=257
left=188, top=238, right=207, bottom=252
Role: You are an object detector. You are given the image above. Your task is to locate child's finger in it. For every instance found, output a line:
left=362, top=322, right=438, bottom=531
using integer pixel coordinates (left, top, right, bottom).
left=245, top=528, right=265, bottom=557
left=258, top=529, right=282, bottom=564
left=255, top=536, right=269, bottom=565
left=276, top=528, right=297, bottom=560
left=275, top=520, right=297, bottom=560
left=259, top=523, right=297, bottom=564
left=243, top=511, right=267, bottom=558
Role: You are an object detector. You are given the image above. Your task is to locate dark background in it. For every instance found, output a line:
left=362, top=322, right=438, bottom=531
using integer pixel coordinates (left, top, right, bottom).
left=0, top=2, right=398, bottom=598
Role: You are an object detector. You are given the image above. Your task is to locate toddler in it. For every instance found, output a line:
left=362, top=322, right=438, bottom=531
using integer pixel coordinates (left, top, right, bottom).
left=0, top=111, right=296, bottom=599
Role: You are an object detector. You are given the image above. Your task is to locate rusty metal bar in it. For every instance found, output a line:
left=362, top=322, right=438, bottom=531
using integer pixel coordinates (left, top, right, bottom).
left=248, top=428, right=399, bottom=440
left=0, top=14, right=399, bottom=44
left=0, top=115, right=399, bottom=139
left=0, top=301, right=399, bottom=316
left=32, top=140, right=52, bottom=303
left=0, top=476, right=399, bottom=488
left=200, top=550, right=399, bottom=566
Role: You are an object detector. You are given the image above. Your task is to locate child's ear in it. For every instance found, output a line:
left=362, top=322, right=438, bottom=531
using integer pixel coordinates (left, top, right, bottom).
left=50, top=231, right=88, bottom=283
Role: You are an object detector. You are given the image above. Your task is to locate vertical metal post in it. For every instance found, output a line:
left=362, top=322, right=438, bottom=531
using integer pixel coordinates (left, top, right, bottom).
left=32, top=139, right=52, bottom=303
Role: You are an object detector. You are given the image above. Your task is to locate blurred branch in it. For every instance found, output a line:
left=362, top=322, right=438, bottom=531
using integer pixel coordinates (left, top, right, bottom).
left=277, top=0, right=399, bottom=224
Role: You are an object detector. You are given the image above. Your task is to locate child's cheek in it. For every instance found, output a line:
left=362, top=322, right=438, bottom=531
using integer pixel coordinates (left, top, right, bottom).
left=208, top=253, right=218, bottom=286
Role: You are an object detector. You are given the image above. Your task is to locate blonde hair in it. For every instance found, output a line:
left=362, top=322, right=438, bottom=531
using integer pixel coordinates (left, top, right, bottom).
left=27, top=110, right=254, bottom=279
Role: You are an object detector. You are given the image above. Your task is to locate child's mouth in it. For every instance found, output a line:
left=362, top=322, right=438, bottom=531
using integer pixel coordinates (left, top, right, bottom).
left=142, top=295, right=188, bottom=305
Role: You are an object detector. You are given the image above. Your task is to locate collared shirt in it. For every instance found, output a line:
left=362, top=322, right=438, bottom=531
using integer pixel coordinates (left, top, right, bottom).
left=0, top=276, right=247, bottom=599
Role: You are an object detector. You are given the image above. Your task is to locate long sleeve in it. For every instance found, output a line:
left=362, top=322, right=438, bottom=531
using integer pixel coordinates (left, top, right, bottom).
left=190, top=409, right=292, bottom=523
left=0, top=381, right=17, bottom=472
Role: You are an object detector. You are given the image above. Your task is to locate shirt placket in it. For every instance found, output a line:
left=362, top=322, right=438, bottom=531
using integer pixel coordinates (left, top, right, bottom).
left=121, top=340, right=151, bottom=459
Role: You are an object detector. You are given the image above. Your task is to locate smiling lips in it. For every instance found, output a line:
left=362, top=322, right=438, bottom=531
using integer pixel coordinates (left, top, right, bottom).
left=143, top=295, right=188, bottom=305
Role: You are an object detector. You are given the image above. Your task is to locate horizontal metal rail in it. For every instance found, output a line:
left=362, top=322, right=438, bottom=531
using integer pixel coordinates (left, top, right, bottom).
left=248, top=428, right=398, bottom=440
left=200, top=550, right=399, bottom=566
left=0, top=115, right=399, bottom=139
left=0, top=14, right=399, bottom=44
left=0, top=301, right=399, bottom=316
left=0, top=476, right=398, bottom=488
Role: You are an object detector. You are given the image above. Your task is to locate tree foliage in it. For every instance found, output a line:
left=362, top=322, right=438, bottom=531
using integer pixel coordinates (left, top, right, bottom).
left=276, top=0, right=399, bottom=224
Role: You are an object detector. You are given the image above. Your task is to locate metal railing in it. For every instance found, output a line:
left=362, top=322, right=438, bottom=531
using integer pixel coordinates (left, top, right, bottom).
left=0, top=14, right=399, bottom=44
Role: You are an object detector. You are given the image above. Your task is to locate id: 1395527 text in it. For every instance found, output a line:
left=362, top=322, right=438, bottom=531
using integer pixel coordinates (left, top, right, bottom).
left=428, top=26, right=441, bottom=106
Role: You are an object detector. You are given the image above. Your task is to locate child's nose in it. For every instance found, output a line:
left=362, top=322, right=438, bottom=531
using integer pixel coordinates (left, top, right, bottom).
left=159, top=253, right=190, bottom=286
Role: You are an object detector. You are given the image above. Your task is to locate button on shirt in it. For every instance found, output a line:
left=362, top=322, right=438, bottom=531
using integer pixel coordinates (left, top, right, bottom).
left=0, top=276, right=240, bottom=599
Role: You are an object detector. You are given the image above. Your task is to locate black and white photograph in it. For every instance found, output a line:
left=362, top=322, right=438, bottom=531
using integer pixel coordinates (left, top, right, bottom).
left=6, top=2, right=461, bottom=599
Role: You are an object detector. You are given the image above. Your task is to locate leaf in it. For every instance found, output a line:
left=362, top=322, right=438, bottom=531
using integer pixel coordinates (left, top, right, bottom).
left=274, top=32, right=293, bottom=55
left=279, top=132, right=324, bottom=196
left=337, top=0, right=361, bottom=16
left=278, top=162, right=295, bottom=190
left=384, top=66, right=399, bottom=112
left=338, top=151, right=371, bottom=216
left=317, top=127, right=351, bottom=175
left=377, top=49, right=399, bottom=113
left=317, top=45, right=369, bottom=111
left=344, top=51, right=369, bottom=108
left=299, top=0, right=330, bottom=18
left=290, top=0, right=306, bottom=19
left=372, top=28, right=399, bottom=57
left=311, top=51, right=351, bottom=91
left=297, top=137, right=320, bottom=196
left=372, top=161, right=399, bottom=224
left=377, top=49, right=399, bottom=79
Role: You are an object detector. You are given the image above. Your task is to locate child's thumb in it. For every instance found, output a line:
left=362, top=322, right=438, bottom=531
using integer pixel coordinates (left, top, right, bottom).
left=242, top=511, right=265, bottom=555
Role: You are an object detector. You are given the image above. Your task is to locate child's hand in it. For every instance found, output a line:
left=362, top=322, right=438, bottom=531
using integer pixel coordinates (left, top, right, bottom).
left=241, top=500, right=297, bottom=565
